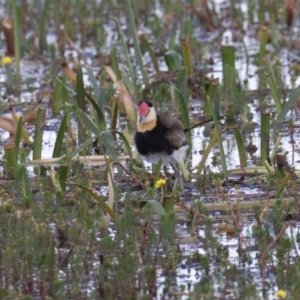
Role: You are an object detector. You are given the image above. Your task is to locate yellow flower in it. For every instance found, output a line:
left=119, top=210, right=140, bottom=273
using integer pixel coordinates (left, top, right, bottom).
left=276, top=290, right=287, bottom=299
left=1, top=56, right=12, bottom=66
left=155, top=179, right=166, bottom=188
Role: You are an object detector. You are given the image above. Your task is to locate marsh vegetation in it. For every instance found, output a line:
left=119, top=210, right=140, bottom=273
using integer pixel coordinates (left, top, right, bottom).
left=0, top=0, right=300, bottom=299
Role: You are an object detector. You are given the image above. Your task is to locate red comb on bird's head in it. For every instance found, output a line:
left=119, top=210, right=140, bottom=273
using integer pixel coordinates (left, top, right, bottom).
left=138, top=101, right=153, bottom=118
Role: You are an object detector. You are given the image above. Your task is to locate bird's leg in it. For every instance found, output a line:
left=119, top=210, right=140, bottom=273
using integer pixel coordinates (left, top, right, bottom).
left=171, top=163, right=183, bottom=192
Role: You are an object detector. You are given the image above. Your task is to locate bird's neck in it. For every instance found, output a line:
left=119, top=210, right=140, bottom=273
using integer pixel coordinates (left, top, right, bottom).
left=137, top=117, right=157, bottom=132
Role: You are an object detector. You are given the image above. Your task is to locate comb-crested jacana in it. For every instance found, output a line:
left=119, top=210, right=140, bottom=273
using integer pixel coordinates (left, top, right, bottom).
left=134, top=100, right=190, bottom=190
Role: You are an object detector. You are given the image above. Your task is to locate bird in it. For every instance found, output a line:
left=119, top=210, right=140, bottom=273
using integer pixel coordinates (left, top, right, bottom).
left=134, top=100, right=190, bottom=190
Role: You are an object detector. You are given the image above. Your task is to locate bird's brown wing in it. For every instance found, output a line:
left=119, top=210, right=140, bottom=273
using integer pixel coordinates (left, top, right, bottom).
left=158, top=112, right=186, bottom=149
left=157, top=111, right=185, bottom=130
left=164, top=129, right=186, bottom=149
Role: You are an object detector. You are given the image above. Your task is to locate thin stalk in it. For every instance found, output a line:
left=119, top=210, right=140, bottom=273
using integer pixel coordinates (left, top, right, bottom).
left=39, top=0, right=50, bottom=54
left=221, top=45, right=235, bottom=86
left=270, top=135, right=282, bottom=163
left=15, top=117, right=22, bottom=162
left=197, top=131, right=218, bottom=175
left=153, top=158, right=164, bottom=188
left=61, top=76, right=71, bottom=128
left=140, top=34, right=159, bottom=73
left=233, top=127, right=247, bottom=167
left=221, top=45, right=235, bottom=69
left=124, top=0, right=148, bottom=84
left=173, top=85, right=190, bottom=142
left=116, top=20, right=135, bottom=81
left=32, top=108, right=46, bottom=160
left=259, top=25, right=268, bottom=61
left=207, top=96, right=228, bottom=178
left=274, top=171, right=293, bottom=198
left=111, top=48, right=122, bottom=80
left=4, top=143, right=17, bottom=178
left=168, top=22, right=178, bottom=50
left=110, top=98, right=118, bottom=134
left=12, top=0, right=21, bottom=81
left=181, top=39, right=193, bottom=75
left=52, top=113, right=68, bottom=192
left=76, top=63, right=85, bottom=112
left=52, top=78, right=62, bottom=115
left=205, top=79, right=219, bottom=117
left=260, top=112, right=270, bottom=165
left=177, top=66, right=188, bottom=105
left=53, top=114, right=67, bottom=158
left=265, top=59, right=282, bottom=114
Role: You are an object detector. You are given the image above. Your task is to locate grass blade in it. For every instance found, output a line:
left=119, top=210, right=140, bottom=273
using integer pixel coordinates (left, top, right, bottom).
left=53, top=114, right=68, bottom=158
left=116, top=20, right=135, bottom=81
left=274, top=170, right=293, bottom=198
left=124, top=0, right=148, bottom=84
left=259, top=25, right=268, bottom=61
left=173, top=85, right=190, bottom=141
left=52, top=78, right=63, bottom=115
left=73, top=183, right=116, bottom=219
left=64, top=136, right=95, bottom=161
left=111, top=48, right=122, bottom=81
left=140, top=34, right=159, bottom=73
left=207, top=96, right=228, bottom=178
left=76, top=63, right=85, bottom=112
left=85, top=92, right=106, bottom=131
left=14, top=117, right=22, bottom=162
left=153, top=158, right=164, bottom=189
left=277, top=84, right=300, bottom=122
left=265, top=57, right=282, bottom=114
left=32, top=108, right=46, bottom=160
left=260, top=112, right=270, bottom=165
left=4, top=143, right=17, bottom=178
left=197, top=131, right=218, bottom=175
left=105, top=66, right=136, bottom=127
left=76, top=108, right=119, bottom=162
left=181, top=39, right=193, bottom=75
left=233, top=126, right=247, bottom=167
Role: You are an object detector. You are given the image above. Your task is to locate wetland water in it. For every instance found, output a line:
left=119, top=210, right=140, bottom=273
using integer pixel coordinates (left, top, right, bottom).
left=0, top=0, right=300, bottom=299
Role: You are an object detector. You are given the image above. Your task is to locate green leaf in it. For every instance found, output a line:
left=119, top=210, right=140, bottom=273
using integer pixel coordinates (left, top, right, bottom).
left=64, top=136, right=95, bottom=162
left=164, top=50, right=182, bottom=71
left=85, top=91, right=106, bottom=131
left=277, top=85, right=300, bottom=122
left=73, top=183, right=116, bottom=219
left=139, top=200, right=166, bottom=217
left=112, top=130, right=133, bottom=157
left=86, top=67, right=101, bottom=106
left=76, top=108, right=119, bottom=162
left=53, top=114, right=68, bottom=158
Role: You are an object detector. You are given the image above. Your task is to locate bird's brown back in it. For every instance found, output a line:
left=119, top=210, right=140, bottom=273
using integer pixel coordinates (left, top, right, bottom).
left=157, top=111, right=186, bottom=150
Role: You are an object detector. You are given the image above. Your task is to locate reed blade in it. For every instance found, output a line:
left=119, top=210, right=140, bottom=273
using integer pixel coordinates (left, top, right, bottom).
left=124, top=0, right=148, bottom=84
left=33, top=108, right=46, bottom=160
left=260, top=112, right=270, bottom=165
left=15, top=117, right=22, bottom=162
left=233, top=127, right=247, bottom=167
left=76, top=63, right=85, bottom=112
